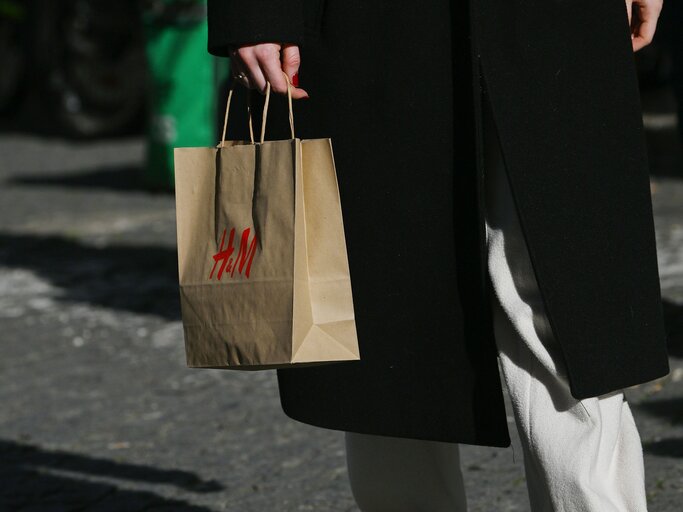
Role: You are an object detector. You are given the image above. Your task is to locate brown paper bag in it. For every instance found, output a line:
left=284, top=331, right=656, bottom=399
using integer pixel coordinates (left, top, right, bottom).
left=174, top=79, right=360, bottom=369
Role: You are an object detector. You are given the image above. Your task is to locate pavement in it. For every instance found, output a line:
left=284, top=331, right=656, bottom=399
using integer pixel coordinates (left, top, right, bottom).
left=0, top=91, right=682, bottom=511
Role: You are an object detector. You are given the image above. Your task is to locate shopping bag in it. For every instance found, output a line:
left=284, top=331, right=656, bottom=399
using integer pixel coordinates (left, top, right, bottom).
left=174, top=77, right=360, bottom=369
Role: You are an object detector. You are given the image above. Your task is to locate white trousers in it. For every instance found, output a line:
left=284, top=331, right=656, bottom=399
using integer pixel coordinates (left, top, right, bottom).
left=344, top=97, right=649, bottom=512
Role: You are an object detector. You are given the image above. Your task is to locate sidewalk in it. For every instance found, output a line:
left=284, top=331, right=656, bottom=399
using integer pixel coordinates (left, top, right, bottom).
left=0, top=132, right=681, bottom=511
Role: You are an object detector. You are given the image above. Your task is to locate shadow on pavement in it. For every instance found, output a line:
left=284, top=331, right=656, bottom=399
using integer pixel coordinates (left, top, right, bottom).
left=0, top=439, right=221, bottom=511
left=643, top=438, right=683, bottom=458
left=636, top=397, right=683, bottom=425
left=6, top=166, right=167, bottom=194
left=662, top=299, right=683, bottom=358
left=0, top=232, right=180, bottom=320
left=637, top=397, right=683, bottom=458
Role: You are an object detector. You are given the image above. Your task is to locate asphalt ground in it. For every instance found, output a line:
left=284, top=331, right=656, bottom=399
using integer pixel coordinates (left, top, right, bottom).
left=0, top=87, right=682, bottom=511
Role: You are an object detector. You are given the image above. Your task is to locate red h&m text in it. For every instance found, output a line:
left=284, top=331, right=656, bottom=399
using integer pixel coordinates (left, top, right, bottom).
left=210, top=227, right=257, bottom=280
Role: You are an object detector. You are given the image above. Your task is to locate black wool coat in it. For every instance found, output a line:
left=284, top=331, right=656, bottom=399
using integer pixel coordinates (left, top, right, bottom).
left=207, top=0, right=671, bottom=447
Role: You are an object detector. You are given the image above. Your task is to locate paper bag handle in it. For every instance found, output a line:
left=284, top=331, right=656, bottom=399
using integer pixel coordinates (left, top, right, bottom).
left=259, top=73, right=296, bottom=143
left=219, top=79, right=254, bottom=147
left=219, top=72, right=296, bottom=147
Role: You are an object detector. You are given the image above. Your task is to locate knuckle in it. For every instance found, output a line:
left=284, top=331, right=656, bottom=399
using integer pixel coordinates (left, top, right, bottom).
left=254, top=47, right=267, bottom=59
left=236, top=50, right=254, bottom=65
left=254, top=45, right=276, bottom=60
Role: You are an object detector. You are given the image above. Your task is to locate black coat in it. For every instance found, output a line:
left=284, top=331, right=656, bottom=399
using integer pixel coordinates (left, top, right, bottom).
left=207, top=0, right=670, bottom=447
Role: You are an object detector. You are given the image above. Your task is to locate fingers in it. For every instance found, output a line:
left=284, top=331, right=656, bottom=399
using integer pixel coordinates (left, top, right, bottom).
left=258, top=45, right=293, bottom=94
left=231, top=43, right=310, bottom=99
left=631, top=0, right=662, bottom=52
left=235, top=44, right=269, bottom=92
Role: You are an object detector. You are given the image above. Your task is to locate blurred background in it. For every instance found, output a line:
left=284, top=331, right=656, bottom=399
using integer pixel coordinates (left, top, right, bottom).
left=0, top=1, right=681, bottom=511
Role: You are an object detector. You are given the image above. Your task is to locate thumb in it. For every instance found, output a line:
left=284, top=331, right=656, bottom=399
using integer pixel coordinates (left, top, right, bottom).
left=282, top=44, right=301, bottom=82
left=282, top=44, right=310, bottom=98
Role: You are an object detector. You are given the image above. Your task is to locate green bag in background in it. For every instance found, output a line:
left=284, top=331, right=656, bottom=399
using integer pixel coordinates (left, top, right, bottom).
left=143, top=0, right=229, bottom=189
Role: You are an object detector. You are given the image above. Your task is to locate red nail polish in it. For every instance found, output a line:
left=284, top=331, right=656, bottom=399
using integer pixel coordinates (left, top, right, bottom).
left=292, top=72, right=299, bottom=87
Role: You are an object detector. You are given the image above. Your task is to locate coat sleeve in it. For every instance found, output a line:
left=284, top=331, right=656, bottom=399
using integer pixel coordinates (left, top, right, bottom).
left=207, top=0, right=305, bottom=56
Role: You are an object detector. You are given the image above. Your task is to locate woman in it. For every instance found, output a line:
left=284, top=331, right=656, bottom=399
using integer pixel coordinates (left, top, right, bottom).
left=206, top=0, right=670, bottom=509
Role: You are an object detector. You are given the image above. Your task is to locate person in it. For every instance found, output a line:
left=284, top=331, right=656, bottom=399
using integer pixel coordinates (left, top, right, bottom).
left=206, top=0, right=671, bottom=510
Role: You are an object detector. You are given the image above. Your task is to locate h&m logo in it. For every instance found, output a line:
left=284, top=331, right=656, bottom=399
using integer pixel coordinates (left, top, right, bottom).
left=210, top=227, right=258, bottom=280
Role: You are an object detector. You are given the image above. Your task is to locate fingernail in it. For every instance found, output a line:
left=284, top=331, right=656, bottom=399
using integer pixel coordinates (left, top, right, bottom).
left=292, top=72, right=299, bottom=87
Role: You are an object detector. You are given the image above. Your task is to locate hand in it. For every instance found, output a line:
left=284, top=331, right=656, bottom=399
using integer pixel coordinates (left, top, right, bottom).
left=625, top=0, right=663, bottom=52
left=230, top=43, right=310, bottom=99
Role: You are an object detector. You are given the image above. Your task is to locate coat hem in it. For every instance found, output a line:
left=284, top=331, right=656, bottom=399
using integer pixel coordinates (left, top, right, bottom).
left=279, top=401, right=513, bottom=448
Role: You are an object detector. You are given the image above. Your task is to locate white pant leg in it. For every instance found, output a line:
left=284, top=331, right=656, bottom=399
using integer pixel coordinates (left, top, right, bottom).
left=345, top=432, right=467, bottom=512
left=482, top=93, right=649, bottom=512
